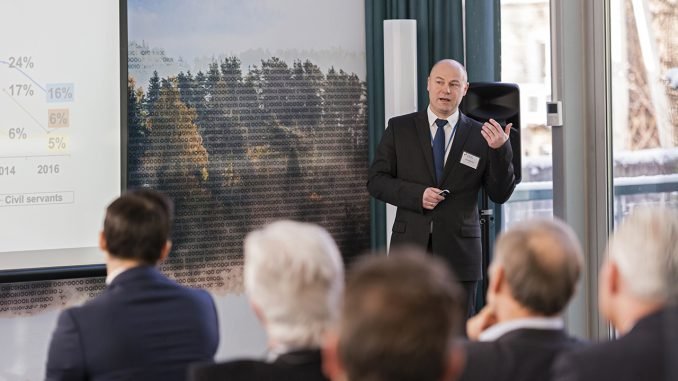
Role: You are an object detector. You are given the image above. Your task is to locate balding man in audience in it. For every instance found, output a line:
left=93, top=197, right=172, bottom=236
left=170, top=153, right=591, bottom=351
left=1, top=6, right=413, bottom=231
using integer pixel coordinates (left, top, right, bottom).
left=459, top=218, right=584, bottom=381
left=552, top=207, right=678, bottom=381
left=190, top=220, right=344, bottom=381
left=323, top=249, right=466, bottom=381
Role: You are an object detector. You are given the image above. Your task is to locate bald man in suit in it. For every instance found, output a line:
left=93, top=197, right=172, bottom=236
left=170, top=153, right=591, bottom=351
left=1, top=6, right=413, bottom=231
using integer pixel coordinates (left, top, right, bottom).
left=368, top=59, right=516, bottom=316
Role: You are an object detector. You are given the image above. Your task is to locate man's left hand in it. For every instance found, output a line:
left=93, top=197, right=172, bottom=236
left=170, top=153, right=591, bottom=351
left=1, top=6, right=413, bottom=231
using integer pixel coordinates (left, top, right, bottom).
left=481, top=118, right=511, bottom=149
left=466, top=305, right=498, bottom=340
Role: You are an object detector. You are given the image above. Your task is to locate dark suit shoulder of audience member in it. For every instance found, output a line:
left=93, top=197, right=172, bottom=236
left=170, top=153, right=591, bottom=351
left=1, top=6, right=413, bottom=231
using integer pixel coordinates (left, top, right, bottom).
left=462, top=328, right=584, bottom=381
left=552, top=306, right=678, bottom=381
left=191, top=349, right=327, bottom=381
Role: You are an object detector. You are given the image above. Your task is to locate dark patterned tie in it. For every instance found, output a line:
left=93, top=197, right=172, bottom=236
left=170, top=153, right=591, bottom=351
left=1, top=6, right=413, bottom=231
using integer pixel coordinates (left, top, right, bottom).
left=433, top=119, right=447, bottom=185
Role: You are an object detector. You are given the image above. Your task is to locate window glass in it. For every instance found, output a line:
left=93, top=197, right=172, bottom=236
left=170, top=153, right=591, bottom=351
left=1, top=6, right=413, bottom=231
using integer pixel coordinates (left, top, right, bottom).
left=610, top=0, right=678, bottom=224
left=500, top=0, right=553, bottom=226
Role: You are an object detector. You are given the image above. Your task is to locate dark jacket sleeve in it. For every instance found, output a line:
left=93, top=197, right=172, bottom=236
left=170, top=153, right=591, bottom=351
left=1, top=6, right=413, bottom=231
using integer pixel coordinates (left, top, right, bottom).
left=367, top=119, right=427, bottom=213
left=45, top=309, right=86, bottom=381
left=201, top=289, right=220, bottom=357
left=483, top=139, right=516, bottom=203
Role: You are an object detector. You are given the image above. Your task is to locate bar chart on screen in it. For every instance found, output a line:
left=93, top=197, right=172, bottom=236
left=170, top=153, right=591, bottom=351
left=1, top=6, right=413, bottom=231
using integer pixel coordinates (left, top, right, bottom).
left=0, top=0, right=121, bottom=270
left=1, top=56, right=74, bottom=207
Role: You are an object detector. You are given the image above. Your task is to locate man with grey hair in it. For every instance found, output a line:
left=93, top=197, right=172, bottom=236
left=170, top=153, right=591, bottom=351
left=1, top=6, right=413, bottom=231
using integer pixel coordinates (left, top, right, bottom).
left=190, top=220, right=344, bottom=381
left=459, top=218, right=584, bottom=381
left=552, top=207, right=678, bottom=381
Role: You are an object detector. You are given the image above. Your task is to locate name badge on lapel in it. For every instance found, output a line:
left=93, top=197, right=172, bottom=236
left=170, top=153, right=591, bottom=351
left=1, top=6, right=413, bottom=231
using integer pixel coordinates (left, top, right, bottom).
left=460, top=151, right=480, bottom=169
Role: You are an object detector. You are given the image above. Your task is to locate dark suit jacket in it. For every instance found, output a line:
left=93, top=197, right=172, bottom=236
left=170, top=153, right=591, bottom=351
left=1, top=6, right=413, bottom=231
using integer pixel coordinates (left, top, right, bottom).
left=551, top=307, right=678, bottom=381
left=45, top=266, right=219, bottom=381
left=459, top=328, right=583, bottom=381
left=188, top=349, right=328, bottom=381
left=368, top=111, right=515, bottom=280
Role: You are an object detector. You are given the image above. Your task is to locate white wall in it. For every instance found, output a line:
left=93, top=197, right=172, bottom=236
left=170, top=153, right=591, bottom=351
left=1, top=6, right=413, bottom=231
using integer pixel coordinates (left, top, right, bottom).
left=0, top=294, right=266, bottom=381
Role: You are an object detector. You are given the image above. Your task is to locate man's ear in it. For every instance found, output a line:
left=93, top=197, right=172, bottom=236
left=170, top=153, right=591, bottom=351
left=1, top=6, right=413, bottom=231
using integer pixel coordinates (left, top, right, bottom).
left=322, top=330, right=345, bottom=381
left=99, top=231, right=107, bottom=252
left=489, top=264, right=505, bottom=294
left=250, top=300, right=266, bottom=326
left=441, top=344, right=466, bottom=381
left=607, top=260, right=621, bottom=295
left=598, top=259, right=615, bottom=325
left=159, top=240, right=172, bottom=262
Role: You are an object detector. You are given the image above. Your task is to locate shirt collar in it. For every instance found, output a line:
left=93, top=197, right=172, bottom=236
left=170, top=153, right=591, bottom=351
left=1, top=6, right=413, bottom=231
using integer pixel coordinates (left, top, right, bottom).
left=427, top=105, right=459, bottom=129
left=478, top=316, right=565, bottom=342
left=265, top=344, right=307, bottom=362
left=105, top=267, right=129, bottom=285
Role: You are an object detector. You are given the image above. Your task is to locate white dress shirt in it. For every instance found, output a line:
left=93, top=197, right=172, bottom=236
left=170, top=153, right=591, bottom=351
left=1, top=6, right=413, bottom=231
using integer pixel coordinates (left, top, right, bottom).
left=478, top=316, right=565, bottom=342
left=105, top=267, right=129, bottom=285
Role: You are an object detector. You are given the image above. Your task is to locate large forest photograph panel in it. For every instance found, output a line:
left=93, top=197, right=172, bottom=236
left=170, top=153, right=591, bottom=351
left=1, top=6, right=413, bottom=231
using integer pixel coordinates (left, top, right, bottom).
left=127, top=0, right=370, bottom=291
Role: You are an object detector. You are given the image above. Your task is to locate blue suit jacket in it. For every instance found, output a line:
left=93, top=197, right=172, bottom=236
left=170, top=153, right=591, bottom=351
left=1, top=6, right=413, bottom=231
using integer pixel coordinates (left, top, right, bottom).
left=45, top=266, right=219, bottom=381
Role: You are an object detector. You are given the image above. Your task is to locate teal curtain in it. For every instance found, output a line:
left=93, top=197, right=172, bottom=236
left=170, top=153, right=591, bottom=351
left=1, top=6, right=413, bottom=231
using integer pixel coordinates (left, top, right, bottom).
left=466, top=0, right=503, bottom=307
left=465, top=0, right=502, bottom=82
left=366, top=0, right=501, bottom=250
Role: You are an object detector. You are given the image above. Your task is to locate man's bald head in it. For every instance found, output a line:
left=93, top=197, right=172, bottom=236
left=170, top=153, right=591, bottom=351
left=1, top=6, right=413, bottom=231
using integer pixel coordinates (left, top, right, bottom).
left=492, top=218, right=583, bottom=316
left=427, top=59, right=469, bottom=118
left=429, top=59, right=468, bottom=82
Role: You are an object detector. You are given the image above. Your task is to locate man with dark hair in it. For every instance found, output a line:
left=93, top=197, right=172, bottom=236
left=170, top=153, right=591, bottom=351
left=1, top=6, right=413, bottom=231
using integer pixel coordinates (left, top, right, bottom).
left=46, top=189, right=219, bottom=381
left=101, top=188, right=174, bottom=264
left=459, top=218, right=584, bottom=381
left=367, top=59, right=516, bottom=317
left=323, top=249, right=465, bottom=381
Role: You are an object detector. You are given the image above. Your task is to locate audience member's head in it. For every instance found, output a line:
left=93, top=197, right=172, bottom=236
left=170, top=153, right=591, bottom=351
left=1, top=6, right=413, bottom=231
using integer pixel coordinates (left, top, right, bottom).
left=599, top=207, right=678, bottom=333
left=491, top=217, right=583, bottom=317
left=323, top=248, right=465, bottom=381
left=101, top=188, right=174, bottom=265
left=244, top=220, right=344, bottom=349
left=467, top=218, right=583, bottom=338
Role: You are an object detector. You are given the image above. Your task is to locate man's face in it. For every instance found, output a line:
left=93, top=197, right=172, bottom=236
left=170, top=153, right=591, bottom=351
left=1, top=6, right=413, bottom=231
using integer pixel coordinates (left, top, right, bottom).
left=427, top=62, right=469, bottom=118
